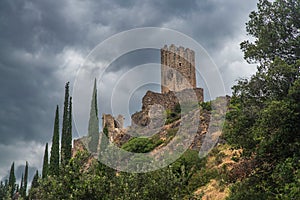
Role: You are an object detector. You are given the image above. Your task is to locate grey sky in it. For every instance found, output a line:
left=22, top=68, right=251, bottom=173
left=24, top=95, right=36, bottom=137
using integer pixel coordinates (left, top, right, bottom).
left=0, top=0, right=258, bottom=180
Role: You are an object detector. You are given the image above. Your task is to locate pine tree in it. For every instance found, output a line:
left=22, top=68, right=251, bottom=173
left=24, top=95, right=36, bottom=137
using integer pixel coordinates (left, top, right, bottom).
left=50, top=106, right=60, bottom=176
left=88, top=79, right=100, bottom=153
left=42, top=143, right=49, bottom=178
left=61, top=82, right=72, bottom=166
left=8, top=162, right=16, bottom=198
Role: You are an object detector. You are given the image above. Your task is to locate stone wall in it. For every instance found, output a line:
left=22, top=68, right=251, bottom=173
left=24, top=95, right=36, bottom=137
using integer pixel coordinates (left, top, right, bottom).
left=102, top=114, right=127, bottom=144
left=102, top=114, right=124, bottom=132
left=132, top=88, right=203, bottom=126
left=161, top=44, right=196, bottom=93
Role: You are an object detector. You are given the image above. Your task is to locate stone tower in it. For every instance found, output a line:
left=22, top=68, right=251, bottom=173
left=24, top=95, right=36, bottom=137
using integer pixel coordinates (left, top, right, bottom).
left=161, top=44, right=196, bottom=93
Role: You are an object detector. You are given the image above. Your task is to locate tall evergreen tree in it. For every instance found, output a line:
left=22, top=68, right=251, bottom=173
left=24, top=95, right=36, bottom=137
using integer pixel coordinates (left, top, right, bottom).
left=23, top=161, right=28, bottom=198
left=29, top=170, right=39, bottom=199
left=61, top=82, right=69, bottom=165
left=31, top=170, right=39, bottom=189
left=65, top=97, right=72, bottom=161
left=20, top=174, right=23, bottom=197
left=8, top=162, right=16, bottom=198
left=42, top=143, right=49, bottom=178
left=88, top=79, right=100, bottom=153
left=50, top=106, right=60, bottom=176
left=61, top=82, right=72, bottom=165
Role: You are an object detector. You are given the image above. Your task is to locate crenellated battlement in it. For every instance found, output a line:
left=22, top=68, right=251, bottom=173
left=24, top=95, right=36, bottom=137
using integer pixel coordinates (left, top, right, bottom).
left=161, top=44, right=196, bottom=93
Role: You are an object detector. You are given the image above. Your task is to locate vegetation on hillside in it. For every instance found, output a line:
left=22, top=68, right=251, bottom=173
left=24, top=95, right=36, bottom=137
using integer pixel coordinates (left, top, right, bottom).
left=224, top=0, right=300, bottom=199
left=0, top=0, right=299, bottom=199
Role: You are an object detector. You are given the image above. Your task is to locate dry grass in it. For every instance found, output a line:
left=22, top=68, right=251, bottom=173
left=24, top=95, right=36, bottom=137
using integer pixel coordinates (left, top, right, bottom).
left=193, top=144, right=243, bottom=200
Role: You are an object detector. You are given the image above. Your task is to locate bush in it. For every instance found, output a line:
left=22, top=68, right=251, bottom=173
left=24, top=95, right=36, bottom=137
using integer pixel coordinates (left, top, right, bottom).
left=121, top=137, right=163, bottom=153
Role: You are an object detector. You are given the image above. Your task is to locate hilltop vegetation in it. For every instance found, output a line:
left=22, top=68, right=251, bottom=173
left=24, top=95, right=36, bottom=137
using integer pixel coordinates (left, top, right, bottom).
left=1, top=0, right=299, bottom=199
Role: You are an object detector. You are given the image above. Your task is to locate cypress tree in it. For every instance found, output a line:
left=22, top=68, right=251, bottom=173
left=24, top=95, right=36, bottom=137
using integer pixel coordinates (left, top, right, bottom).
left=31, top=170, right=39, bottom=189
left=61, top=82, right=71, bottom=166
left=23, top=161, right=28, bottom=198
left=42, top=143, right=48, bottom=178
left=8, top=162, right=15, bottom=198
left=65, top=96, right=72, bottom=161
left=50, top=106, right=60, bottom=176
left=20, top=174, right=23, bottom=197
left=88, top=79, right=100, bottom=153
left=29, top=170, right=39, bottom=200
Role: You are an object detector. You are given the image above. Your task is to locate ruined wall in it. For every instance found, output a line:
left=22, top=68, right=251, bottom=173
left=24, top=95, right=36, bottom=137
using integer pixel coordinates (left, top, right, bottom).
left=102, top=114, right=124, bottom=131
left=132, top=88, right=203, bottom=126
left=161, top=44, right=196, bottom=93
left=102, top=114, right=126, bottom=143
left=142, top=88, right=203, bottom=111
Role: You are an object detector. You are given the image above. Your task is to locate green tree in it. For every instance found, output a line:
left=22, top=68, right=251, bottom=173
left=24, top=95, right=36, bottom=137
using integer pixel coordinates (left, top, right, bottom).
left=61, top=82, right=70, bottom=166
left=241, top=0, right=300, bottom=65
left=0, top=179, right=10, bottom=200
left=225, top=0, right=300, bottom=153
left=31, top=170, right=39, bottom=189
left=42, top=143, right=49, bottom=178
left=28, top=170, right=39, bottom=200
left=23, top=161, right=28, bottom=198
left=50, top=106, right=60, bottom=176
left=8, top=162, right=16, bottom=198
left=225, top=0, right=300, bottom=198
left=61, top=82, right=73, bottom=166
left=88, top=79, right=99, bottom=153
left=66, top=96, right=72, bottom=160
left=19, top=174, right=23, bottom=197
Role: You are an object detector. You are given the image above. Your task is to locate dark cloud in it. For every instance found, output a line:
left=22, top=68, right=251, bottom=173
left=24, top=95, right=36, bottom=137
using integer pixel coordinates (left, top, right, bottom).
left=0, top=0, right=258, bottom=178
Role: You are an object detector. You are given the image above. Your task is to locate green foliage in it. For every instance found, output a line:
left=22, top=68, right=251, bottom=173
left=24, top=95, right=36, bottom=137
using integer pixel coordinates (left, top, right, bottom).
left=61, top=82, right=72, bottom=166
left=199, top=101, right=212, bottom=111
left=49, top=106, right=60, bottom=176
left=31, top=170, right=39, bottom=189
left=67, top=96, right=72, bottom=159
left=42, top=143, right=48, bottom=179
left=99, top=126, right=109, bottom=156
left=0, top=180, right=10, bottom=200
left=28, top=170, right=39, bottom=200
left=121, top=137, right=163, bottom=153
left=164, top=109, right=181, bottom=125
left=174, top=103, right=181, bottom=113
left=21, top=161, right=28, bottom=199
left=241, top=0, right=300, bottom=65
left=225, top=0, right=300, bottom=198
left=8, top=162, right=15, bottom=198
left=88, top=79, right=100, bottom=153
left=32, top=143, right=212, bottom=199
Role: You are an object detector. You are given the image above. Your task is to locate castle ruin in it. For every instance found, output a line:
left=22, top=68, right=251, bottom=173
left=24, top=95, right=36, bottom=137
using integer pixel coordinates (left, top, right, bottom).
left=132, top=44, right=203, bottom=126
left=161, top=44, right=196, bottom=93
left=73, top=44, right=205, bottom=153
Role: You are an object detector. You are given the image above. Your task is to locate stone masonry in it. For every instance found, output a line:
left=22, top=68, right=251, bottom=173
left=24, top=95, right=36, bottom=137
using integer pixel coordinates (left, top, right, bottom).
left=161, top=44, right=196, bottom=93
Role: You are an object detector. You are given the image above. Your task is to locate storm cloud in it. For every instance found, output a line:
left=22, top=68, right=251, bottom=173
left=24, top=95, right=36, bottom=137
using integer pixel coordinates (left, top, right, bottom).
left=0, top=0, right=257, bottom=179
